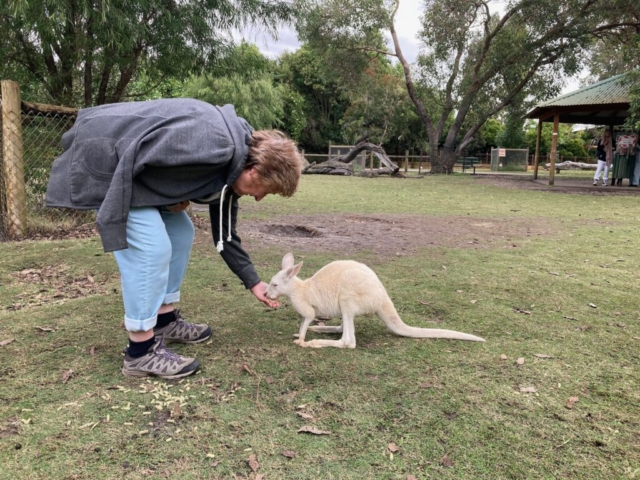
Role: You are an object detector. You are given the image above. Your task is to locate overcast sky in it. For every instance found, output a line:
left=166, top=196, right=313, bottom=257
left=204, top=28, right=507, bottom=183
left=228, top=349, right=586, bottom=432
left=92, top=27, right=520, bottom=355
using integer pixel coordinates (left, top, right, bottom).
left=235, top=0, right=583, bottom=94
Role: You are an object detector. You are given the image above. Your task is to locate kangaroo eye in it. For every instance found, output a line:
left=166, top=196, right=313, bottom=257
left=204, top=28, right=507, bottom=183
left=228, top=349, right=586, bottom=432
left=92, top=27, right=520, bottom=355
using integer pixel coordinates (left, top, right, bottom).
left=272, top=283, right=278, bottom=287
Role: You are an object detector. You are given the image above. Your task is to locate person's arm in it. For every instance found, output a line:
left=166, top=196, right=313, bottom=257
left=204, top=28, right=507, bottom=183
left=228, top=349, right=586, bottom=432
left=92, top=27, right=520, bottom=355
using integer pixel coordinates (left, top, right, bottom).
left=209, top=196, right=278, bottom=308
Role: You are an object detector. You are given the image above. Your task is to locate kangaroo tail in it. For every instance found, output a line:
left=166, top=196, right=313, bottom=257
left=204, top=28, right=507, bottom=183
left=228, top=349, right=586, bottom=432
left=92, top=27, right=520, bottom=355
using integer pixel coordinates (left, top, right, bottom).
left=378, top=301, right=485, bottom=342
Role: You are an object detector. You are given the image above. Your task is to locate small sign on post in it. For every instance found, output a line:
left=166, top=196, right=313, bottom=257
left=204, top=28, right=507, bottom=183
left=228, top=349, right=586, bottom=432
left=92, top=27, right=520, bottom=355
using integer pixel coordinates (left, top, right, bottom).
left=498, top=148, right=506, bottom=157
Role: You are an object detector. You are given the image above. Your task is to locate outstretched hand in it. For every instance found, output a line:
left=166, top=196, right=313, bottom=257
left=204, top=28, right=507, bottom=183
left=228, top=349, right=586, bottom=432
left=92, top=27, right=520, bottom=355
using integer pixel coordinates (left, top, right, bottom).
left=251, top=281, right=279, bottom=308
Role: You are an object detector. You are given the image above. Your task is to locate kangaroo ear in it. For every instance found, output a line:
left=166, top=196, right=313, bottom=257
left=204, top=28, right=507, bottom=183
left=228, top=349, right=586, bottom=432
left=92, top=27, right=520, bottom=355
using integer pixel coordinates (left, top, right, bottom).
left=286, top=261, right=303, bottom=279
left=282, top=253, right=295, bottom=270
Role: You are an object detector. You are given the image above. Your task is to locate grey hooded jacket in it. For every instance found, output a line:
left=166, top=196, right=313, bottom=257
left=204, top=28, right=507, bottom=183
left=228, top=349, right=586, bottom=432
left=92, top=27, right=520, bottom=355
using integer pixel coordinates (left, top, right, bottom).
left=46, top=98, right=260, bottom=289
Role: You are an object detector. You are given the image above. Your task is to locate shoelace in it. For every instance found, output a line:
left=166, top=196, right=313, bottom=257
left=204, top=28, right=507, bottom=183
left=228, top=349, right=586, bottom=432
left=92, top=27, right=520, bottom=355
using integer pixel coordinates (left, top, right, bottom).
left=154, top=343, right=182, bottom=362
left=154, top=340, right=180, bottom=362
left=174, top=310, right=196, bottom=331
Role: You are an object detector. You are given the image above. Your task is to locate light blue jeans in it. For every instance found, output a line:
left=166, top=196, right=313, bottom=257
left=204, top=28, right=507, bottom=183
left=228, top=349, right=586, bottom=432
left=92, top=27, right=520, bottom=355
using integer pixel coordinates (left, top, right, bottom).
left=113, top=207, right=195, bottom=332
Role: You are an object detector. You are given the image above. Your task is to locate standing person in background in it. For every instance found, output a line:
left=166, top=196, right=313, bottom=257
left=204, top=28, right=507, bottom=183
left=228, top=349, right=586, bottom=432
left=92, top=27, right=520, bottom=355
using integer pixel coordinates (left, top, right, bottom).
left=630, top=132, right=640, bottom=187
left=46, top=99, right=302, bottom=379
left=593, top=129, right=615, bottom=186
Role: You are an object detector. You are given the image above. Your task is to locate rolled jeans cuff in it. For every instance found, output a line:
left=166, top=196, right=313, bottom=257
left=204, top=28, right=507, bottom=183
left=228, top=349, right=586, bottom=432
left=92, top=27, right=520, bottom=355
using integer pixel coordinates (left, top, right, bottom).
left=164, top=291, right=180, bottom=305
left=124, top=313, right=158, bottom=333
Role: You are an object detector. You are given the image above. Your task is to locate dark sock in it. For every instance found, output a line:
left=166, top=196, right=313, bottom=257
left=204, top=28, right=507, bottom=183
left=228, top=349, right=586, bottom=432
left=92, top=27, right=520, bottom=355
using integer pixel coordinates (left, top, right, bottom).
left=155, top=311, right=177, bottom=330
left=128, top=336, right=155, bottom=358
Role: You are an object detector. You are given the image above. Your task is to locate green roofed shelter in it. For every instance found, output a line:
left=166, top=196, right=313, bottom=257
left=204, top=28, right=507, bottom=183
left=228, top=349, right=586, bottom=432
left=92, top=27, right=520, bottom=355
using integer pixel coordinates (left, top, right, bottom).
left=526, top=73, right=639, bottom=185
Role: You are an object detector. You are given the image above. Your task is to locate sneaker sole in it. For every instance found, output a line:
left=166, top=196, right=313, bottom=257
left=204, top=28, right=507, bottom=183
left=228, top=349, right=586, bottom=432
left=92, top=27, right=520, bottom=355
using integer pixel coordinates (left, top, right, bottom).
left=121, top=360, right=200, bottom=379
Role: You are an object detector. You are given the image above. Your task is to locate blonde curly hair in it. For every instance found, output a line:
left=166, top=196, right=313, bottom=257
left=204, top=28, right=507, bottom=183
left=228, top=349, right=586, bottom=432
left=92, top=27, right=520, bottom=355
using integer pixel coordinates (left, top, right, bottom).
left=244, top=130, right=303, bottom=197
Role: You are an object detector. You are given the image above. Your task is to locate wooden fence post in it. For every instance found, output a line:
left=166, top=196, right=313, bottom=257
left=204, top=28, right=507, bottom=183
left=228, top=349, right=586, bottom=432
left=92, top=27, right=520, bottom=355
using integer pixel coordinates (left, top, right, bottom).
left=404, top=150, right=408, bottom=172
left=1, top=80, right=26, bottom=238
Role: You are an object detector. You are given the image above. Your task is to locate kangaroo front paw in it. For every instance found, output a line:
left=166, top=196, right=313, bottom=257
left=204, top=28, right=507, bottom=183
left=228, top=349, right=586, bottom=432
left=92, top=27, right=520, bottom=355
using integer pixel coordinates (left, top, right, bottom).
left=293, top=339, right=308, bottom=347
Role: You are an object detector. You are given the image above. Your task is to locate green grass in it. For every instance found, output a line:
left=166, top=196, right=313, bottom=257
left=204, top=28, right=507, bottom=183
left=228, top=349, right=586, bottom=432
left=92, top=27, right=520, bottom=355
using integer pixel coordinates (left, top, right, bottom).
left=1, top=175, right=640, bottom=479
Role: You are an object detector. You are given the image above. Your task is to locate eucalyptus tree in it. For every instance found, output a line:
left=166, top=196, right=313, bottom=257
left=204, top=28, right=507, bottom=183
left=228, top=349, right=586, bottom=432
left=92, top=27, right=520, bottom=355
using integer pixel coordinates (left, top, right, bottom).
left=185, top=43, right=300, bottom=132
left=276, top=46, right=350, bottom=151
left=298, top=0, right=640, bottom=173
left=0, top=0, right=294, bottom=106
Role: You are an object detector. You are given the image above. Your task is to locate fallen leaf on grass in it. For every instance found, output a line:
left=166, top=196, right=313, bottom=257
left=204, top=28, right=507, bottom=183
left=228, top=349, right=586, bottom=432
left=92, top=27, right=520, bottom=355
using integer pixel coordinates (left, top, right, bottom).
left=0, top=338, right=15, bottom=346
left=470, top=300, right=477, bottom=304
left=500, top=354, right=507, bottom=360
left=209, top=460, right=221, bottom=467
left=89, top=346, right=95, bottom=356
left=265, top=376, right=274, bottom=384
left=520, top=386, right=537, bottom=393
left=242, top=363, right=256, bottom=376
left=516, top=358, right=525, bottom=365
left=407, top=476, right=418, bottom=480
left=296, top=412, right=314, bottom=420
left=248, top=454, right=259, bottom=472
left=606, top=322, right=626, bottom=328
left=420, top=382, right=434, bottom=388
left=388, top=443, right=400, bottom=453
left=534, top=354, right=553, bottom=359
left=589, top=303, right=597, bottom=308
left=440, top=453, right=454, bottom=467
left=35, top=326, right=55, bottom=332
left=282, top=451, right=297, bottom=458
left=513, top=307, right=532, bottom=315
left=297, top=426, right=330, bottom=435
left=565, top=397, right=579, bottom=409
left=0, top=426, right=19, bottom=438
left=62, top=369, right=74, bottom=384
left=563, top=315, right=577, bottom=321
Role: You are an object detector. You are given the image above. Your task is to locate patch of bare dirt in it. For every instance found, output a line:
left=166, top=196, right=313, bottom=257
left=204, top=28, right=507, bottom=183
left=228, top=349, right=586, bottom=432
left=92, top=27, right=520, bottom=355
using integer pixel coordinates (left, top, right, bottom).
left=7, top=265, right=112, bottom=311
left=193, top=212, right=557, bottom=257
left=27, top=222, right=99, bottom=241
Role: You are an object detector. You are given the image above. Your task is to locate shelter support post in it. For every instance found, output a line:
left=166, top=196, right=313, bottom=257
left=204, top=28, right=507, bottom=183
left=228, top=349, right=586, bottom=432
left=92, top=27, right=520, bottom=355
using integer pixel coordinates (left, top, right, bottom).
left=549, top=113, right=559, bottom=186
left=533, top=120, right=542, bottom=180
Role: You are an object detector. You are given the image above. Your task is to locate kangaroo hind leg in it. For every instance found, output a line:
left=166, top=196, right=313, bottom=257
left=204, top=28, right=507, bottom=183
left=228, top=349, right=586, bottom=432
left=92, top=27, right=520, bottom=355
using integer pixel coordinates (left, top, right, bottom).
left=308, top=323, right=343, bottom=333
left=299, top=314, right=355, bottom=349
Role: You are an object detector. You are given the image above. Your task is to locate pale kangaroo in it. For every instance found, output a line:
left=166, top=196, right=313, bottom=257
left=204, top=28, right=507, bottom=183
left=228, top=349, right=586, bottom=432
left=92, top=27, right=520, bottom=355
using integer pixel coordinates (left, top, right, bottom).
left=265, top=253, right=485, bottom=348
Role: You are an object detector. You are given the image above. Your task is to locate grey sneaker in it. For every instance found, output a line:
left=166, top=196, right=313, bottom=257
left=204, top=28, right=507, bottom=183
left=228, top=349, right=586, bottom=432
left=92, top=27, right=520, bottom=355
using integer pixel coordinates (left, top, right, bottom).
left=154, top=310, right=212, bottom=344
left=122, top=338, right=199, bottom=379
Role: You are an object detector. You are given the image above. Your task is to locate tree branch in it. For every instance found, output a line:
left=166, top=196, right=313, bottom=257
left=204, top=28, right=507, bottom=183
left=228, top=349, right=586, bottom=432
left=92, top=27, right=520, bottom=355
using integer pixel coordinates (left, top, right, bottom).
left=389, top=0, right=436, bottom=143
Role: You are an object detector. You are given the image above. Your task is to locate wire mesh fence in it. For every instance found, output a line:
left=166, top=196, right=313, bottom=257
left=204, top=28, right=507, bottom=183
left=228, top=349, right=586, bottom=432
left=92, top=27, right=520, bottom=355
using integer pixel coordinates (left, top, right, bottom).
left=0, top=81, right=93, bottom=242
left=491, top=148, right=529, bottom=172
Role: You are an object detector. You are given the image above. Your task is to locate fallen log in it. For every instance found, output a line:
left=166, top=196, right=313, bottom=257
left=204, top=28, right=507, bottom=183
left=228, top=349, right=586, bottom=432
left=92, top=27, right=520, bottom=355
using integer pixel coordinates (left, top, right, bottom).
left=304, top=159, right=353, bottom=175
left=544, top=161, right=597, bottom=171
left=302, top=141, right=399, bottom=176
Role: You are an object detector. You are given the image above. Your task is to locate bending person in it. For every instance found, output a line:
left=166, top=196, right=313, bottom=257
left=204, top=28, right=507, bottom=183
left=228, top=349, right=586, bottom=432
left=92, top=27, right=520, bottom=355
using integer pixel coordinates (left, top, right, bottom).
left=46, top=99, right=302, bottom=379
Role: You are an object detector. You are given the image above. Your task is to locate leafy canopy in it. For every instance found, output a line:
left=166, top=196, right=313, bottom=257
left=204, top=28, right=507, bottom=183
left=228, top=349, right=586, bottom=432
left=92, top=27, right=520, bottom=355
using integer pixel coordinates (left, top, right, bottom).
left=0, top=0, right=295, bottom=106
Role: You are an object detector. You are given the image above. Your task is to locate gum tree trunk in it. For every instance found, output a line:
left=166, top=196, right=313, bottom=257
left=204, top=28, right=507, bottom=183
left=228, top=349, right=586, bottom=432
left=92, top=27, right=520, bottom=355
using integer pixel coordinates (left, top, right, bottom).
left=428, top=149, right=458, bottom=174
